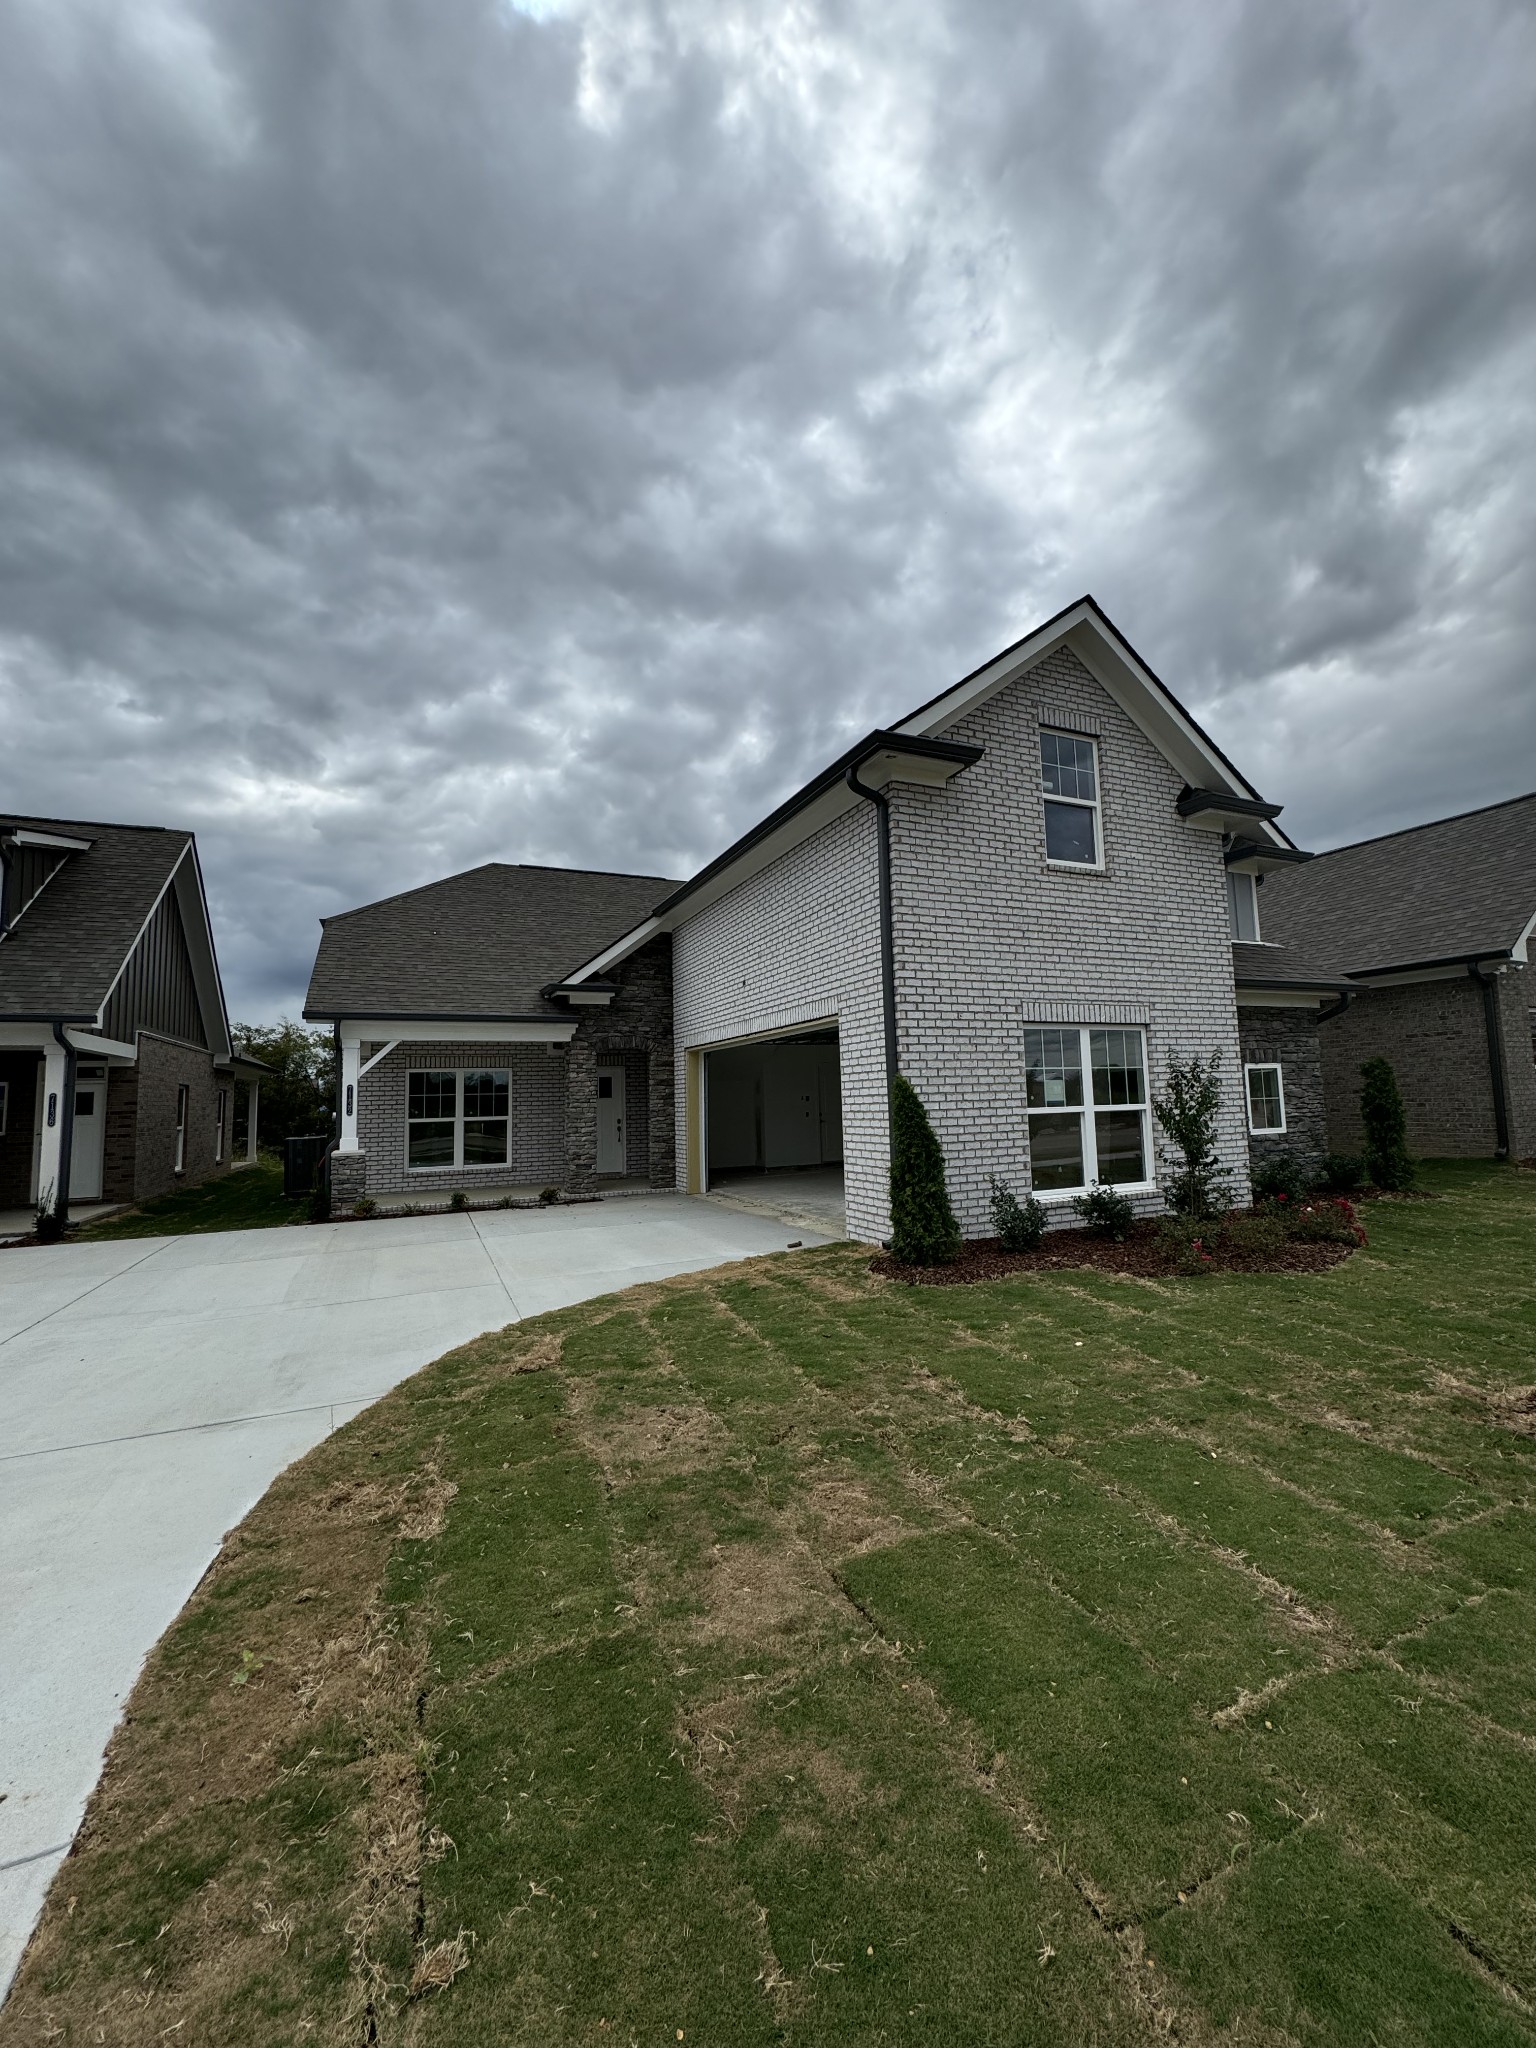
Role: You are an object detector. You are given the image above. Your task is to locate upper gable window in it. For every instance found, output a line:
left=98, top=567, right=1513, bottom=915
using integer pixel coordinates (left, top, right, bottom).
left=1040, top=732, right=1100, bottom=866
left=1226, top=870, right=1261, bottom=943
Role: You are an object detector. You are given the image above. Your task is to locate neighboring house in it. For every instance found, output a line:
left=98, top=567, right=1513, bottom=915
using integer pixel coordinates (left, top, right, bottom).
left=308, top=597, right=1329, bottom=1237
left=0, top=815, right=259, bottom=1218
left=1257, top=793, right=1536, bottom=1162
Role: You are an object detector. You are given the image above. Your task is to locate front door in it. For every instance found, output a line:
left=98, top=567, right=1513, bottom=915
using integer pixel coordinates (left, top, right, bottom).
left=69, top=1068, right=107, bottom=1200
left=595, top=1066, right=626, bottom=1175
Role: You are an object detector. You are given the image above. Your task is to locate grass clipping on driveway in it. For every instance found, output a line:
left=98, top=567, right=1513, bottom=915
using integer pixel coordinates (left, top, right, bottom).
left=7, top=1163, right=1536, bottom=2047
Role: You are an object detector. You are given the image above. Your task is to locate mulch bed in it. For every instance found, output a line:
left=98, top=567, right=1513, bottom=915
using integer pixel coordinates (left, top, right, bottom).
left=872, top=1225, right=1357, bottom=1286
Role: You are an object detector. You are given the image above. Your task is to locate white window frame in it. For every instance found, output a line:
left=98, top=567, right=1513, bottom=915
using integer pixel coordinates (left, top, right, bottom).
left=1245, top=1062, right=1286, bottom=1135
left=1024, top=1025, right=1155, bottom=1200
left=1227, top=870, right=1261, bottom=943
left=174, top=1083, right=189, bottom=1174
left=1039, top=729, right=1104, bottom=870
left=0, top=1079, right=7, bottom=1137
left=406, top=1067, right=511, bottom=1172
left=215, top=1088, right=228, bottom=1162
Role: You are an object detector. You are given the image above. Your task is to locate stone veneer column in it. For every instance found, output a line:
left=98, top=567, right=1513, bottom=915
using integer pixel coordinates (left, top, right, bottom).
left=330, top=1150, right=368, bottom=1209
left=565, top=1034, right=598, bottom=1190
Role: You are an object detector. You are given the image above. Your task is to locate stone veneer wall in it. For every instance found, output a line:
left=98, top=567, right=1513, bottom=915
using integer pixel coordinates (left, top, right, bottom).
left=671, top=804, right=886, bottom=1241
left=1318, top=966, right=1536, bottom=1159
left=356, top=1041, right=568, bottom=1196
left=566, top=935, right=675, bottom=1191
left=888, top=645, right=1252, bottom=1237
left=1236, top=1005, right=1329, bottom=1178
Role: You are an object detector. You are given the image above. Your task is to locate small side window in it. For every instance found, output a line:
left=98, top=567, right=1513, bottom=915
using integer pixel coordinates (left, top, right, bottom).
left=1245, top=1064, right=1285, bottom=1134
left=1227, top=871, right=1261, bottom=942
left=174, top=1083, right=190, bottom=1173
left=0, top=1078, right=8, bottom=1136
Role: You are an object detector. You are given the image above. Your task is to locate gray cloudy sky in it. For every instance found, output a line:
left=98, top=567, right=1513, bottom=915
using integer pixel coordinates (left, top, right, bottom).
left=3, top=0, right=1534, bottom=1022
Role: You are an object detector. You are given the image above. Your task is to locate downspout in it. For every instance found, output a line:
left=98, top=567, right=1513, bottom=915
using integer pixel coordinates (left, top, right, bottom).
left=844, top=765, right=899, bottom=1102
left=1470, top=964, right=1511, bottom=1159
left=51, top=1021, right=78, bottom=1223
left=1316, top=989, right=1354, bottom=1026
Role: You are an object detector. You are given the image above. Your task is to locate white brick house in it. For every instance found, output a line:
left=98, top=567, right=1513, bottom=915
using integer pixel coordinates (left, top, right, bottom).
left=550, top=597, right=1331, bottom=1241
left=308, top=598, right=1337, bottom=1234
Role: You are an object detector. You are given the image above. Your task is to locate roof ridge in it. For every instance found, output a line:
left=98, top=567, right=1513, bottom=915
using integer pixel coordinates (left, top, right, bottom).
left=1306, top=789, right=1536, bottom=863
left=320, top=860, right=681, bottom=925
left=0, top=813, right=187, bottom=837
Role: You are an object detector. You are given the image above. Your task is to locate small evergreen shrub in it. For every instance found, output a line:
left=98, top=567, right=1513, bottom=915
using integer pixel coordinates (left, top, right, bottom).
left=889, top=1076, right=961, bottom=1265
left=351, top=1196, right=378, bottom=1219
left=1359, top=1058, right=1414, bottom=1190
left=988, top=1175, right=1047, bottom=1251
left=1252, top=1153, right=1308, bottom=1205
left=1153, top=1052, right=1232, bottom=1219
left=1315, top=1152, right=1364, bottom=1195
left=539, top=1186, right=562, bottom=1206
left=449, top=1189, right=470, bottom=1212
left=1073, top=1183, right=1135, bottom=1240
left=497, top=1195, right=517, bottom=1209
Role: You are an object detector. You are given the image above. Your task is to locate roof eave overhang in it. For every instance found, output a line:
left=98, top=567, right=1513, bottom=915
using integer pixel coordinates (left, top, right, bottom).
left=1224, top=839, right=1315, bottom=874
left=1345, top=950, right=1516, bottom=981
left=542, top=980, right=618, bottom=1008
left=561, top=731, right=984, bottom=986
left=302, top=1009, right=569, bottom=1024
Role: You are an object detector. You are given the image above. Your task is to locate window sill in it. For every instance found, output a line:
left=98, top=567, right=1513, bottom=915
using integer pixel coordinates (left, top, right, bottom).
left=1044, top=860, right=1107, bottom=875
left=1248, top=1127, right=1287, bottom=1138
left=407, top=1164, right=511, bottom=1175
left=1033, top=1181, right=1158, bottom=1204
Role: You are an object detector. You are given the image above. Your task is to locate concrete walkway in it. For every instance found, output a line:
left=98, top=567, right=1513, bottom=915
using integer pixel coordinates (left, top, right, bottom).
left=0, top=1195, right=827, bottom=1997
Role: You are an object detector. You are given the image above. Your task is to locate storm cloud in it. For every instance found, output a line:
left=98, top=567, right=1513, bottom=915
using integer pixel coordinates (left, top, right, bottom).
left=2, top=0, right=1533, bottom=1018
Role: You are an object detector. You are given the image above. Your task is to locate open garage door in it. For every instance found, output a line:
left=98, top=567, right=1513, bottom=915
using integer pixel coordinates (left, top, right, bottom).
left=703, top=1028, right=844, bottom=1232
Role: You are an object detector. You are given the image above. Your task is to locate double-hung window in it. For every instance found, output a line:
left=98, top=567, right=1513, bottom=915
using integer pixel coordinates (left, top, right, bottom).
left=174, top=1084, right=189, bottom=1174
left=1226, top=870, right=1261, bottom=941
left=1025, top=1026, right=1151, bottom=1193
left=1245, top=1064, right=1285, bottom=1134
left=1040, top=731, right=1101, bottom=866
left=407, top=1069, right=510, bottom=1169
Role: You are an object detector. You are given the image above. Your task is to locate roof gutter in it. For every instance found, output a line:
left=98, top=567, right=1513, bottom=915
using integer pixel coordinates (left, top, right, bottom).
left=1316, top=989, right=1355, bottom=1026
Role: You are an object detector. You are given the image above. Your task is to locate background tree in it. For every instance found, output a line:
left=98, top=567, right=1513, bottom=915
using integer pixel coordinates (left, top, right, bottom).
left=889, top=1075, right=961, bottom=1265
left=1153, top=1051, right=1232, bottom=1219
left=1359, top=1057, right=1414, bottom=1190
left=231, top=1021, right=337, bottom=1146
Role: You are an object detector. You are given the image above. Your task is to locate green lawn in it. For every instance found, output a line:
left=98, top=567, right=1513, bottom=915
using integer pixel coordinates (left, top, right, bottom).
left=8, top=1163, right=1536, bottom=2046
left=76, top=1153, right=300, bottom=1237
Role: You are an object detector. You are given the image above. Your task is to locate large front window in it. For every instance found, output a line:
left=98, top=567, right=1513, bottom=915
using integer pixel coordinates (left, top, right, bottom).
left=408, top=1069, right=509, bottom=1169
left=1040, top=731, right=1101, bottom=866
left=1025, top=1026, right=1151, bottom=1193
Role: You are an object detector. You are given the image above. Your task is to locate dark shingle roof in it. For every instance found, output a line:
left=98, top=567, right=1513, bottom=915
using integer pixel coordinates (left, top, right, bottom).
left=1231, top=938, right=1355, bottom=994
left=303, top=864, right=679, bottom=1020
left=0, top=815, right=192, bottom=1019
left=1258, top=792, right=1536, bottom=978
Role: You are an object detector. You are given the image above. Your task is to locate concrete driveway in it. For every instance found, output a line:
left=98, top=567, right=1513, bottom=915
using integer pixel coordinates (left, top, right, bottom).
left=0, top=1194, right=826, bottom=1996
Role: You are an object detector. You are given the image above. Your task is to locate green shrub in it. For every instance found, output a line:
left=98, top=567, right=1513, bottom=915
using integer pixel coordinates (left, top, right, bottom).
left=539, top=1186, right=562, bottom=1206
left=1359, top=1058, right=1414, bottom=1190
left=449, top=1189, right=470, bottom=1212
left=1252, top=1153, right=1308, bottom=1204
left=1316, top=1151, right=1364, bottom=1194
left=1153, top=1052, right=1232, bottom=1218
left=988, top=1175, right=1046, bottom=1251
left=889, top=1076, right=961, bottom=1265
left=1073, top=1183, right=1135, bottom=1240
left=351, top=1196, right=378, bottom=1219
left=1289, top=1196, right=1367, bottom=1246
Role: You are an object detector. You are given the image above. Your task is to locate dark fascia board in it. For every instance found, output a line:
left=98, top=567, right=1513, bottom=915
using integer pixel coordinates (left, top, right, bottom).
left=301, top=1008, right=563, bottom=1023
left=1224, top=839, right=1314, bottom=868
left=649, top=730, right=983, bottom=921
left=541, top=978, right=618, bottom=1000
left=1345, top=949, right=1514, bottom=980
left=0, top=1011, right=100, bottom=1024
left=1235, top=974, right=1356, bottom=995
left=1178, top=787, right=1283, bottom=822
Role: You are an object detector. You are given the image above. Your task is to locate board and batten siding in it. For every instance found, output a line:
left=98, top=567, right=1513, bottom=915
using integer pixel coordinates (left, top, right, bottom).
left=100, top=881, right=206, bottom=1049
left=889, top=644, right=1251, bottom=1235
left=671, top=803, right=889, bottom=1242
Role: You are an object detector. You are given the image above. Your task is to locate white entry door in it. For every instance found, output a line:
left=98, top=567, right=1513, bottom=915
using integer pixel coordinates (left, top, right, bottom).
left=595, top=1066, right=626, bottom=1174
left=69, top=1069, right=107, bottom=1200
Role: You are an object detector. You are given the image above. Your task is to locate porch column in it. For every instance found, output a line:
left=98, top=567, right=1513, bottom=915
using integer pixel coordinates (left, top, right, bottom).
left=337, top=1038, right=361, bottom=1152
left=565, top=1035, right=597, bottom=1190
left=246, top=1079, right=260, bottom=1164
left=37, top=1037, right=68, bottom=1214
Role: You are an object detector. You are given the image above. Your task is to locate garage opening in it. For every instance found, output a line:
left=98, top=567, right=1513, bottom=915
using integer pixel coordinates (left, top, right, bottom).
left=704, top=1028, right=844, bottom=1234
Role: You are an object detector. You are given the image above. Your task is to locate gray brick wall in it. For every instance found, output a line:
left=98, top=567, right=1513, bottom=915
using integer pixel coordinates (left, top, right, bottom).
left=1319, top=965, right=1536, bottom=1159
left=672, top=803, right=887, bottom=1239
left=891, top=646, right=1252, bottom=1235
left=132, top=1033, right=228, bottom=1200
left=1237, top=1005, right=1329, bottom=1178
left=357, top=1041, right=567, bottom=1195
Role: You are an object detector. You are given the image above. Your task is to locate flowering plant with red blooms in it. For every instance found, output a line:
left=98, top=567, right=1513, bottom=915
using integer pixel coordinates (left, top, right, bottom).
left=1294, top=1196, right=1368, bottom=1247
